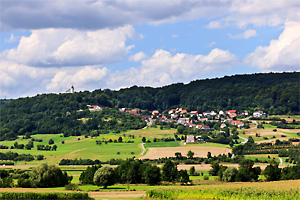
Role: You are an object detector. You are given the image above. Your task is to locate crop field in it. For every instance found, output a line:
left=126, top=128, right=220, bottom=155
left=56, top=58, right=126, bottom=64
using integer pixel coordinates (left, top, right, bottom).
left=146, top=179, right=300, bottom=200
left=139, top=145, right=231, bottom=160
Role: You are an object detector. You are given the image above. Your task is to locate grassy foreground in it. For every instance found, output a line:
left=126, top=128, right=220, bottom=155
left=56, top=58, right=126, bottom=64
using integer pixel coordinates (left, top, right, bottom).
left=146, top=180, right=300, bottom=200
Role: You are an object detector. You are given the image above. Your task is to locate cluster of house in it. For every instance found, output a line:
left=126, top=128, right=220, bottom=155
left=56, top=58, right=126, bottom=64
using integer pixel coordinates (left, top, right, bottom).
left=118, top=107, right=266, bottom=129
left=86, top=106, right=265, bottom=130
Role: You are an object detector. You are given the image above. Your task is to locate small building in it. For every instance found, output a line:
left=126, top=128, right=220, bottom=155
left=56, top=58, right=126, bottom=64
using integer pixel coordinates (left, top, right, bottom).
left=152, top=110, right=159, bottom=115
left=220, top=123, right=227, bottom=128
left=186, top=135, right=195, bottom=143
left=253, top=111, right=265, bottom=117
left=89, top=105, right=102, bottom=112
left=219, top=110, right=224, bottom=115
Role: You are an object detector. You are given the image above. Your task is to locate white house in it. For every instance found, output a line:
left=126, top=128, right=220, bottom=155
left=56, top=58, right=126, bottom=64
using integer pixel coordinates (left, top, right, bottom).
left=253, top=111, right=265, bottom=117
left=219, top=110, right=224, bottom=115
left=186, top=135, right=195, bottom=143
left=89, top=105, right=102, bottom=112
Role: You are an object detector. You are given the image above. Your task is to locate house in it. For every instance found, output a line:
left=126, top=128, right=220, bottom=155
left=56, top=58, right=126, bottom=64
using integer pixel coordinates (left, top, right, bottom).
left=220, top=123, right=227, bottom=128
left=198, top=118, right=207, bottom=122
left=186, top=135, right=195, bottom=143
left=210, top=110, right=217, bottom=116
left=177, top=118, right=189, bottom=125
left=181, top=110, right=188, bottom=114
left=203, top=111, right=211, bottom=117
left=89, top=105, right=102, bottom=112
left=190, top=111, right=198, bottom=116
left=253, top=111, right=265, bottom=117
left=219, top=110, right=224, bottom=115
left=171, top=114, right=178, bottom=119
left=185, top=123, right=196, bottom=128
left=226, top=110, right=237, bottom=117
left=168, top=109, right=176, bottom=114
left=202, top=126, right=211, bottom=130
left=231, top=120, right=245, bottom=127
left=195, top=135, right=202, bottom=140
left=152, top=110, right=159, bottom=115
left=119, top=108, right=126, bottom=112
left=196, top=125, right=203, bottom=129
left=129, top=110, right=140, bottom=115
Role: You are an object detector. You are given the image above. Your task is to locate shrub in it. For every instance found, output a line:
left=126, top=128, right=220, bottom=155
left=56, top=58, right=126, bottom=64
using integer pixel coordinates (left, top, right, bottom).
left=65, top=183, right=79, bottom=191
left=203, top=175, right=209, bottom=180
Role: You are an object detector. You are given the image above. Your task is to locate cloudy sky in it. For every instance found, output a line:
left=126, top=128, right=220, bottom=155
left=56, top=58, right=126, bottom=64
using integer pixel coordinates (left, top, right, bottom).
left=1, top=0, right=299, bottom=99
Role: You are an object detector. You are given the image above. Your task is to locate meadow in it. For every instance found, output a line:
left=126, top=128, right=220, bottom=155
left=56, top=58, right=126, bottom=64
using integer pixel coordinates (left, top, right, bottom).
left=146, top=179, right=300, bottom=200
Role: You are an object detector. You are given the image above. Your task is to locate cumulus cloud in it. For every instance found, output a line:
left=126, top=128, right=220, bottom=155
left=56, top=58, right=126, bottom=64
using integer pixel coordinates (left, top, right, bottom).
left=46, top=66, right=109, bottom=92
left=110, top=48, right=237, bottom=88
left=245, top=21, right=300, bottom=71
left=209, top=0, right=300, bottom=28
left=0, top=61, right=58, bottom=98
left=1, top=26, right=137, bottom=67
left=129, top=51, right=148, bottom=62
left=0, top=0, right=229, bottom=31
left=229, top=29, right=257, bottom=39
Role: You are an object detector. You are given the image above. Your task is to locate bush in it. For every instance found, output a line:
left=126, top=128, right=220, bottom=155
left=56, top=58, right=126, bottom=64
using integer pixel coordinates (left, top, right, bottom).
left=65, top=183, right=79, bottom=191
left=0, top=192, right=93, bottom=199
left=203, top=175, right=209, bottom=180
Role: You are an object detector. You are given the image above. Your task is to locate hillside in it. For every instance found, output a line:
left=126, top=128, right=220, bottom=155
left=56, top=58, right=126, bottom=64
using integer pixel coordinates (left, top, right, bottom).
left=0, top=72, right=299, bottom=141
left=113, top=72, right=299, bottom=113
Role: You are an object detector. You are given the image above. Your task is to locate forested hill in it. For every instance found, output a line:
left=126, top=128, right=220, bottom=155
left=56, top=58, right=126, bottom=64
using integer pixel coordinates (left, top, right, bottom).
left=0, top=72, right=299, bottom=140
left=113, top=72, right=299, bottom=114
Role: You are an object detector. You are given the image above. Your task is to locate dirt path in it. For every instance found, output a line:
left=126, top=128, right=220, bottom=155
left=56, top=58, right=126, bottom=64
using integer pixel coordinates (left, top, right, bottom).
left=88, top=190, right=146, bottom=200
left=239, top=136, right=248, bottom=144
left=140, top=143, right=146, bottom=155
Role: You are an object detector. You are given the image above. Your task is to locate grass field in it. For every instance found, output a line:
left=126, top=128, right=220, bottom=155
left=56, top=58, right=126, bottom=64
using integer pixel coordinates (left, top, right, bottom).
left=146, top=180, right=300, bottom=200
left=124, top=127, right=177, bottom=138
left=145, top=141, right=181, bottom=148
left=0, top=133, right=143, bottom=165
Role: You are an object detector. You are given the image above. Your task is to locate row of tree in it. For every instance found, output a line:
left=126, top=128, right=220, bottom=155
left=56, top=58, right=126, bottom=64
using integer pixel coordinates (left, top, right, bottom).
left=79, top=159, right=190, bottom=188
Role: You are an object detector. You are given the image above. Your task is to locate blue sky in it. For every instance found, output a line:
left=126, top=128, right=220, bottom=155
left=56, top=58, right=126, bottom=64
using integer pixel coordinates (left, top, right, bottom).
left=0, top=0, right=299, bottom=99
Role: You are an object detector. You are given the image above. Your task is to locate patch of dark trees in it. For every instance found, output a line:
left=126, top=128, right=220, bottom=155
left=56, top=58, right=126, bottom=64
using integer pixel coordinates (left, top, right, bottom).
left=0, top=151, right=44, bottom=162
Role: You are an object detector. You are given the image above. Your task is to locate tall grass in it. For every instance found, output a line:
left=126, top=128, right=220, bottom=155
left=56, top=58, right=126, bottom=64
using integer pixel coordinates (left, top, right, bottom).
left=146, top=180, right=300, bottom=200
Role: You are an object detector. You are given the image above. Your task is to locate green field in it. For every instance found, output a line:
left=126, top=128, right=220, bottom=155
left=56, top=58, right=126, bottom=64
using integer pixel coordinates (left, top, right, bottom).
left=0, top=133, right=143, bottom=165
left=145, top=141, right=181, bottom=148
left=146, top=180, right=300, bottom=200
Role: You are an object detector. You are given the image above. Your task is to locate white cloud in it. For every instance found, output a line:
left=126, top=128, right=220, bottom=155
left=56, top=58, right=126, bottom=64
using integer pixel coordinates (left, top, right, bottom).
left=0, top=0, right=229, bottom=31
left=129, top=51, right=148, bottom=62
left=110, top=48, right=237, bottom=88
left=245, top=21, right=300, bottom=71
left=208, top=41, right=217, bottom=47
left=207, top=0, right=300, bottom=28
left=1, top=25, right=137, bottom=67
left=0, top=61, right=58, bottom=98
left=229, top=29, right=257, bottom=39
left=46, top=66, right=109, bottom=92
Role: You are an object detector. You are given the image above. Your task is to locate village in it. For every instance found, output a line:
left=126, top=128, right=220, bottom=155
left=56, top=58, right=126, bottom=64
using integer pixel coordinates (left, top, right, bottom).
left=88, top=105, right=265, bottom=136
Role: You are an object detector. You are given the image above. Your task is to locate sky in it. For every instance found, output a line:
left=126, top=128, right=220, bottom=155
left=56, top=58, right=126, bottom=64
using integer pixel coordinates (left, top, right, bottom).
left=0, top=0, right=299, bottom=99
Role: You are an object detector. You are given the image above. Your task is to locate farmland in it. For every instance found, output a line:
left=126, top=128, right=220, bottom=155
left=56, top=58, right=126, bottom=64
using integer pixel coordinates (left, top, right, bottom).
left=146, top=179, right=300, bottom=200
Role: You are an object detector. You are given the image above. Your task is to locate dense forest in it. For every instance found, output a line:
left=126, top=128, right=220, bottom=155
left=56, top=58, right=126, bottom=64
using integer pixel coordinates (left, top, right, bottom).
left=113, top=72, right=299, bottom=113
left=0, top=72, right=299, bottom=140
